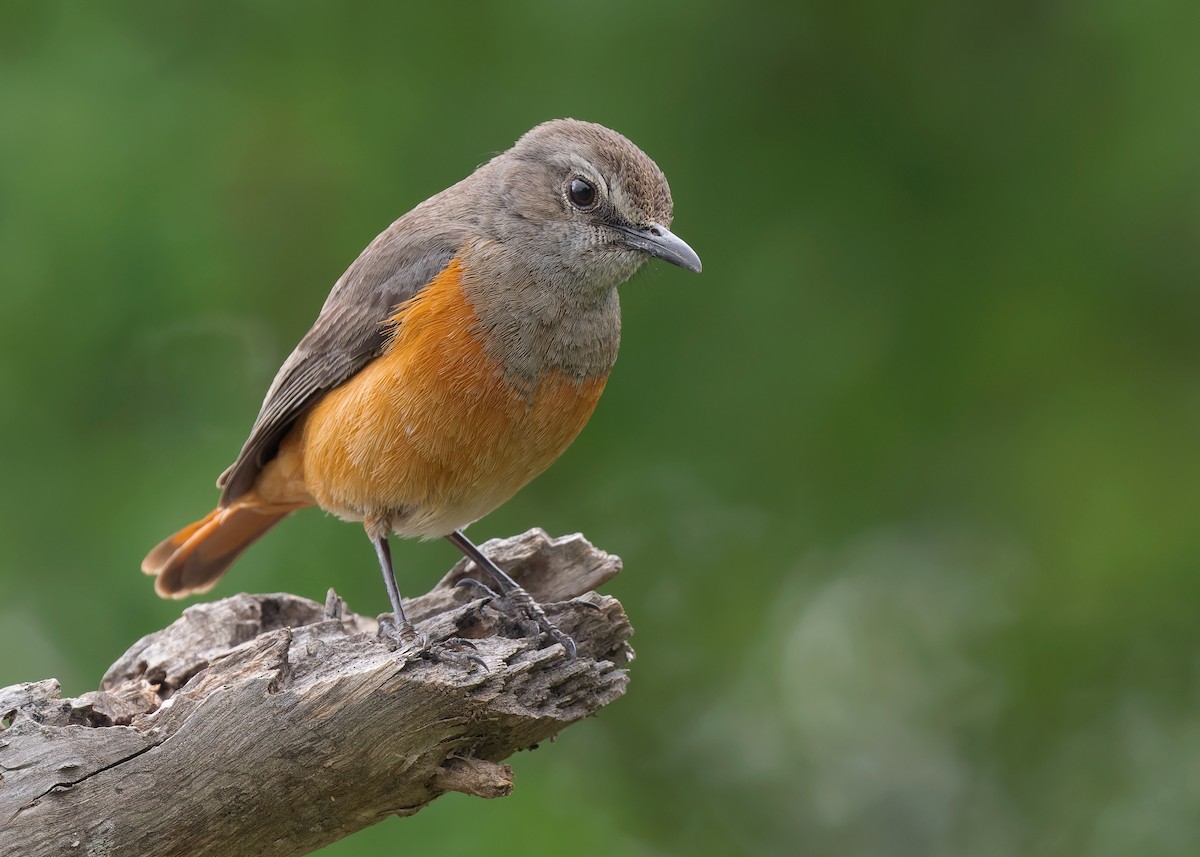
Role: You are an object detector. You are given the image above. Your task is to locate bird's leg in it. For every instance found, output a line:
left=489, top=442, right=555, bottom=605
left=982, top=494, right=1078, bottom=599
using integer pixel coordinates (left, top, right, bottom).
left=446, top=529, right=577, bottom=658
left=370, top=531, right=486, bottom=669
left=371, top=534, right=427, bottom=651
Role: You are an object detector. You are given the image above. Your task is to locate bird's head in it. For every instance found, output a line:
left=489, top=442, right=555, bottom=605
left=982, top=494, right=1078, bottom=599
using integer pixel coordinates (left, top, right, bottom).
left=486, top=119, right=701, bottom=291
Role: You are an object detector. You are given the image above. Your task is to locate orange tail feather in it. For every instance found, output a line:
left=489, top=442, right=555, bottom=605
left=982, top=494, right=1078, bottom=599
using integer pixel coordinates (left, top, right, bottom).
left=142, top=498, right=299, bottom=599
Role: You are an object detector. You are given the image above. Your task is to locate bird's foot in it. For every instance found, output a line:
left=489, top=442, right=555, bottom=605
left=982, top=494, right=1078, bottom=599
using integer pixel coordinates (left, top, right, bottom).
left=455, top=578, right=577, bottom=658
left=377, top=615, right=487, bottom=670
left=420, top=638, right=489, bottom=671
left=377, top=614, right=428, bottom=653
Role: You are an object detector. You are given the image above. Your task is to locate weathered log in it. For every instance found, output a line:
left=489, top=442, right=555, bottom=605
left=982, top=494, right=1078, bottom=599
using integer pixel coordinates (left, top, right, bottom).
left=0, top=529, right=632, bottom=857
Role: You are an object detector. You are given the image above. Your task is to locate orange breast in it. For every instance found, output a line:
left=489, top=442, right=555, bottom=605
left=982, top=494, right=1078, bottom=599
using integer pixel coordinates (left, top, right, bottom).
left=286, top=258, right=607, bottom=538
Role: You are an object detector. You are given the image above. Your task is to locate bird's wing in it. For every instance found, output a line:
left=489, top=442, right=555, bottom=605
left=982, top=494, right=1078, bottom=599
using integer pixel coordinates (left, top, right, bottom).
left=217, top=225, right=461, bottom=504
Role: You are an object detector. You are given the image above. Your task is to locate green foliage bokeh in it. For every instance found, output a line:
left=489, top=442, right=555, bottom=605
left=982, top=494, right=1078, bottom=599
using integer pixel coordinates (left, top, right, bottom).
left=2, top=1, right=1199, bottom=854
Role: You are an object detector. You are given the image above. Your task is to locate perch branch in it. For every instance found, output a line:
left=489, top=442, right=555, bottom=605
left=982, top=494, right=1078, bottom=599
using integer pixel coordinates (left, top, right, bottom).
left=0, top=529, right=631, bottom=857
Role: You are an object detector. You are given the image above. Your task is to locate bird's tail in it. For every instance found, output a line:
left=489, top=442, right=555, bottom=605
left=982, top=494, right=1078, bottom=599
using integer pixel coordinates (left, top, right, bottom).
left=142, top=496, right=300, bottom=599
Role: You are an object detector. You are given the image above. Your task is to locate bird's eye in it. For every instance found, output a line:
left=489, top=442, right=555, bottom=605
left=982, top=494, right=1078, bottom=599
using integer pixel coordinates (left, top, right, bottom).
left=567, top=177, right=597, bottom=210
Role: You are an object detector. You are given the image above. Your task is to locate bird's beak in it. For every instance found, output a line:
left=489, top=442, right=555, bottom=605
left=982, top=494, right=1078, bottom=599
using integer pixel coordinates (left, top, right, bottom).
left=614, top=223, right=702, bottom=273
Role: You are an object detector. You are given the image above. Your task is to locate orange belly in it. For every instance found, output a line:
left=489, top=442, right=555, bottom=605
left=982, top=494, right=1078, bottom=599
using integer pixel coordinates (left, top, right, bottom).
left=273, top=258, right=607, bottom=538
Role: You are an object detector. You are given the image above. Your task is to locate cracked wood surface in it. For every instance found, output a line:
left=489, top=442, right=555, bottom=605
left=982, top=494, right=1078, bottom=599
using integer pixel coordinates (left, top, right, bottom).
left=0, top=530, right=631, bottom=857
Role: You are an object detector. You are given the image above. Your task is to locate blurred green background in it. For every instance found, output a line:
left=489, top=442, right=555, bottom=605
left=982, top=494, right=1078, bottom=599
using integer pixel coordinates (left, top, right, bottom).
left=3, top=1, right=1199, bottom=854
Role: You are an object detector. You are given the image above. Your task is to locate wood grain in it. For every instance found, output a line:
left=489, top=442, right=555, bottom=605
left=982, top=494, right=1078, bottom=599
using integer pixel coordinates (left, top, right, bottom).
left=0, top=530, right=631, bottom=857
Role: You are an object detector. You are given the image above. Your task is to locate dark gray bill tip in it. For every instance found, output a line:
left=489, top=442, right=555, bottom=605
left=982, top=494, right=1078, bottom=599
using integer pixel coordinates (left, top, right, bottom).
left=616, top=223, right=702, bottom=273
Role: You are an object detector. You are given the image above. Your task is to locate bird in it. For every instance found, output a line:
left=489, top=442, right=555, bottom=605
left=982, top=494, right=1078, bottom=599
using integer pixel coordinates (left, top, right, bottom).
left=142, top=118, right=701, bottom=656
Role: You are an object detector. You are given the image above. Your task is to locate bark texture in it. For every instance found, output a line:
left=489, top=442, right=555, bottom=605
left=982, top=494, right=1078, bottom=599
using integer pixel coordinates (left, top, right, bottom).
left=0, top=529, right=631, bottom=857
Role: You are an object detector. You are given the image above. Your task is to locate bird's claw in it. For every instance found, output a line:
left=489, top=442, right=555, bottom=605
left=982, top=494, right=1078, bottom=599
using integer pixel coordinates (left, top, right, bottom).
left=471, top=583, right=578, bottom=659
left=419, top=638, right=489, bottom=672
left=543, top=622, right=577, bottom=659
left=377, top=614, right=429, bottom=653
left=454, top=577, right=502, bottom=602
left=378, top=615, right=488, bottom=670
